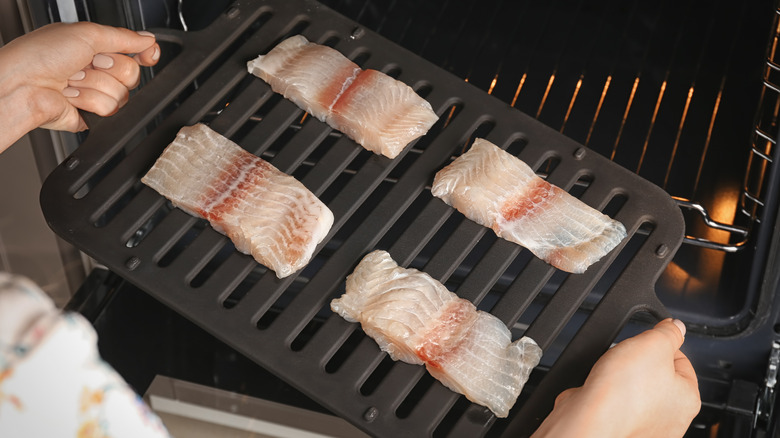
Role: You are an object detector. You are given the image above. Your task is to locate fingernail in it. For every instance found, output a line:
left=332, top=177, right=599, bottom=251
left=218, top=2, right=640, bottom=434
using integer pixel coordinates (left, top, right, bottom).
left=151, top=46, right=160, bottom=62
left=68, top=70, right=86, bottom=81
left=92, top=53, right=114, bottom=69
left=62, top=87, right=80, bottom=98
left=137, top=30, right=155, bottom=38
left=672, top=319, right=687, bottom=338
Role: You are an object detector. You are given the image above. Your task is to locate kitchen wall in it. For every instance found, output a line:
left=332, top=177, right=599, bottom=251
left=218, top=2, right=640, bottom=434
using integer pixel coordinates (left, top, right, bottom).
left=0, top=135, right=77, bottom=307
left=1, top=1, right=84, bottom=307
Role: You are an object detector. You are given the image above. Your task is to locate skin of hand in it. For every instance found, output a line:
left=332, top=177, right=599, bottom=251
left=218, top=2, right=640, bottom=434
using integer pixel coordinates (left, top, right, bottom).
left=532, top=318, right=701, bottom=438
left=0, top=21, right=160, bottom=153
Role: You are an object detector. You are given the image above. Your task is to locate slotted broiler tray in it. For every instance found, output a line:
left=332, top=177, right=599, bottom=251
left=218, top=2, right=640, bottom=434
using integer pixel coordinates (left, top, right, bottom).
left=40, top=0, right=685, bottom=436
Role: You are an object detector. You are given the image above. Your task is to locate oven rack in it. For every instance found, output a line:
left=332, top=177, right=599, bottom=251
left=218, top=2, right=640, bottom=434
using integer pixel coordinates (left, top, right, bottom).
left=40, top=1, right=685, bottom=436
left=690, top=4, right=780, bottom=254
left=316, top=0, right=777, bottom=255
left=740, top=6, right=780, bottom=245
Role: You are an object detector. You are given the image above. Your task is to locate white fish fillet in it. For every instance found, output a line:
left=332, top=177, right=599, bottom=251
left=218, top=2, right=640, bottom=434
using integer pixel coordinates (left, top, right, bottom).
left=330, top=250, right=542, bottom=418
left=247, top=35, right=439, bottom=159
left=141, top=124, right=333, bottom=278
left=431, top=138, right=627, bottom=273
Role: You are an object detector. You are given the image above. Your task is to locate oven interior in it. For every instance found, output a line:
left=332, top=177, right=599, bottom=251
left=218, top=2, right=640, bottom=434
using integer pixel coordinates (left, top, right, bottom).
left=307, top=0, right=776, bottom=330
left=39, top=0, right=780, bottom=436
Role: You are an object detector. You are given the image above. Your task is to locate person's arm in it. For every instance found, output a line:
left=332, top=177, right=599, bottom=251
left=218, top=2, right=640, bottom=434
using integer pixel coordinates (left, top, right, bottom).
left=532, top=318, right=701, bottom=438
left=0, top=21, right=160, bottom=153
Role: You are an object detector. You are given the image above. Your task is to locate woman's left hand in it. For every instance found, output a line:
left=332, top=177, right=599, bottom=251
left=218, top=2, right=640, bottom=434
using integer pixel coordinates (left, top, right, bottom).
left=0, top=22, right=160, bottom=152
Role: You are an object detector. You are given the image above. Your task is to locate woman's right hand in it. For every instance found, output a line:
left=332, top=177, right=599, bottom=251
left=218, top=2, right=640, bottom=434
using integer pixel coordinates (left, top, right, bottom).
left=532, top=318, right=701, bottom=438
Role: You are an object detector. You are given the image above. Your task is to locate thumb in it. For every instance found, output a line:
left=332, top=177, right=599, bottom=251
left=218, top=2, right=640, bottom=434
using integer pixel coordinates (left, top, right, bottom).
left=38, top=94, right=88, bottom=133
left=652, top=318, right=686, bottom=350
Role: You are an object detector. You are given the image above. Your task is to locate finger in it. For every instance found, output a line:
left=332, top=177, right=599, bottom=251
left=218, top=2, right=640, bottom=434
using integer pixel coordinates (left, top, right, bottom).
left=68, top=22, right=157, bottom=56
left=68, top=68, right=130, bottom=107
left=63, top=86, right=125, bottom=118
left=90, top=53, right=142, bottom=89
left=554, top=387, right=580, bottom=406
left=652, top=318, right=686, bottom=350
left=133, top=42, right=161, bottom=67
left=46, top=110, right=87, bottom=132
left=35, top=90, right=88, bottom=132
left=673, top=350, right=698, bottom=384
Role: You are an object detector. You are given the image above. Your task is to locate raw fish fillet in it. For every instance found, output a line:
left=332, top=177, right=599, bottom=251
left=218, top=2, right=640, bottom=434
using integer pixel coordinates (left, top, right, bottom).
left=247, top=35, right=361, bottom=122
left=330, top=250, right=542, bottom=418
left=431, top=138, right=627, bottom=273
left=247, top=35, right=439, bottom=158
left=141, top=124, right=333, bottom=278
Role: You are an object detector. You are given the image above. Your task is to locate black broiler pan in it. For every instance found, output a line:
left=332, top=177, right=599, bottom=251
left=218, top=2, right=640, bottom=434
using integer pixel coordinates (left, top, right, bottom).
left=40, top=0, right=685, bottom=436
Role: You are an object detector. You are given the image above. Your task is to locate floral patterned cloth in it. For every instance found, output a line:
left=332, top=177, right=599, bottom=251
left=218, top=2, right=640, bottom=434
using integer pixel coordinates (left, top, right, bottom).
left=0, top=273, right=170, bottom=437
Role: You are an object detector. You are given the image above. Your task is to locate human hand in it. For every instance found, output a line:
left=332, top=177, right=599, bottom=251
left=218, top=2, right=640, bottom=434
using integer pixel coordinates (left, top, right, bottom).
left=532, top=318, right=701, bottom=438
left=0, top=22, right=160, bottom=153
